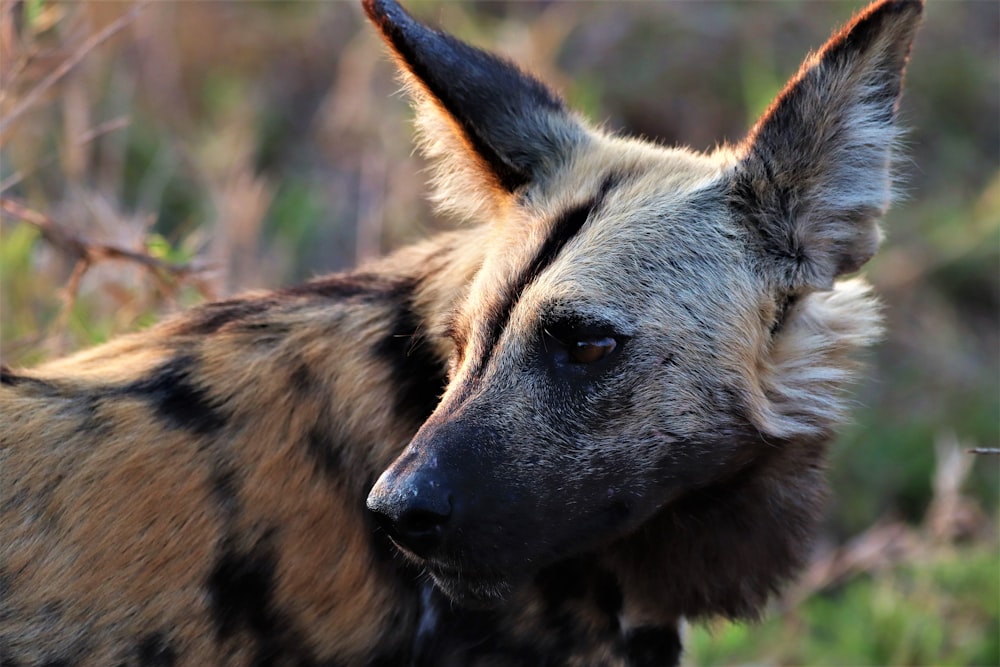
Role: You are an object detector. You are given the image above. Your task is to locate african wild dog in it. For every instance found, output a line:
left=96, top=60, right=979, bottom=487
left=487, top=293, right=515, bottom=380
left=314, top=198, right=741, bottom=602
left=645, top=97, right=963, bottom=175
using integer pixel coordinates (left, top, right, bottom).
left=1, top=0, right=922, bottom=664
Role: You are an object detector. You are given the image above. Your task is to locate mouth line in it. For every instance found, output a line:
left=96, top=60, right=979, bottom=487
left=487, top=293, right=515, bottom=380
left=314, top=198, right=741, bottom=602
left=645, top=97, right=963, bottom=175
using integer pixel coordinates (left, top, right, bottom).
left=378, top=527, right=512, bottom=585
left=425, top=559, right=502, bottom=582
left=423, top=559, right=517, bottom=604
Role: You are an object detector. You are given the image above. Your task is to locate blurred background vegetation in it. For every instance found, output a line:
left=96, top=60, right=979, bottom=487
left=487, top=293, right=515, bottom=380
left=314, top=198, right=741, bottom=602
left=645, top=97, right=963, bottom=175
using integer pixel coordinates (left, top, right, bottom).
left=1, top=1, right=996, bottom=664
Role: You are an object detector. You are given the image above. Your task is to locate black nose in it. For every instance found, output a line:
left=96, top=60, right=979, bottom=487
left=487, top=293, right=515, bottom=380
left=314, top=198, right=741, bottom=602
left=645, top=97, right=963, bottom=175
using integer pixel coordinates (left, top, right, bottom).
left=367, top=472, right=453, bottom=558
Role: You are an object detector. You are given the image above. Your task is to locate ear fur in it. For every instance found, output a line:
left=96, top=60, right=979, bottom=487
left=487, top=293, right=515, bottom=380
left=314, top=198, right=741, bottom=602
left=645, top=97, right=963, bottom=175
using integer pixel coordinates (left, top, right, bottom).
left=731, top=0, right=923, bottom=292
left=363, top=0, right=586, bottom=223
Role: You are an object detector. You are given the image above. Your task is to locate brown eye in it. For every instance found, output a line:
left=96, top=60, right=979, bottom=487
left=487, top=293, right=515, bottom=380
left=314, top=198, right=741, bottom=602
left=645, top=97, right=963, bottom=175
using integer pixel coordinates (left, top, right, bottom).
left=567, top=336, right=617, bottom=364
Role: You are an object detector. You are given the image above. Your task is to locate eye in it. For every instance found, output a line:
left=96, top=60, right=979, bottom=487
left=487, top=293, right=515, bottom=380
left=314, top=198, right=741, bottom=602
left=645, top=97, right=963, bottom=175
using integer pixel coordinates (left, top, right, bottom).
left=567, top=336, right=617, bottom=364
left=542, top=319, right=624, bottom=369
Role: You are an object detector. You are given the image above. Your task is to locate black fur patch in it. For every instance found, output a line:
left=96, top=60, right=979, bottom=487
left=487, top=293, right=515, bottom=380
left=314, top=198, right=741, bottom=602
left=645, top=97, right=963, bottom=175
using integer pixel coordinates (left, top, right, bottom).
left=280, top=272, right=411, bottom=302
left=0, top=367, right=59, bottom=395
left=74, top=394, right=110, bottom=437
left=592, top=568, right=624, bottom=630
left=304, top=425, right=341, bottom=480
left=122, top=355, right=225, bottom=436
left=410, top=584, right=545, bottom=667
left=537, top=559, right=588, bottom=609
left=209, top=463, right=240, bottom=520
left=472, top=174, right=621, bottom=379
left=134, top=632, right=176, bottom=667
left=0, top=366, right=19, bottom=386
left=537, top=559, right=623, bottom=635
left=374, top=287, right=448, bottom=427
left=208, top=545, right=280, bottom=641
left=175, top=299, right=273, bottom=336
left=624, top=625, right=683, bottom=667
left=207, top=539, right=311, bottom=667
left=288, top=360, right=315, bottom=396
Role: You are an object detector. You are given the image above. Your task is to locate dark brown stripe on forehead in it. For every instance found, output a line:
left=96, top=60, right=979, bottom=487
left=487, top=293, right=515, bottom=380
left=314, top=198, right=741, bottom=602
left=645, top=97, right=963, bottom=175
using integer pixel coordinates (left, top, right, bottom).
left=469, top=173, right=622, bottom=379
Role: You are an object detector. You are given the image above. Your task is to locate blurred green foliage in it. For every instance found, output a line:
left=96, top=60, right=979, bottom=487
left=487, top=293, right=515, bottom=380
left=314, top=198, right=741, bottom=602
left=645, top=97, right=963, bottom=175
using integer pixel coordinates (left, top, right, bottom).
left=1, top=1, right=996, bottom=664
left=688, top=544, right=999, bottom=666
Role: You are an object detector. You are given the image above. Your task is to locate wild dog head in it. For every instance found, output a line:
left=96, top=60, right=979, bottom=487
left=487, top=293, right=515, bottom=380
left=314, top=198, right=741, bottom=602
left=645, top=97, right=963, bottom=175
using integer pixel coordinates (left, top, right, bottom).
left=365, top=0, right=922, bottom=605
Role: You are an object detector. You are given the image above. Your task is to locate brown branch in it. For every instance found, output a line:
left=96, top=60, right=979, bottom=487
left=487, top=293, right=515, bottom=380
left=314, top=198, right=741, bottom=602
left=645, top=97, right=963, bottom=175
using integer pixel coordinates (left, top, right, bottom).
left=53, top=257, right=91, bottom=334
left=969, top=448, right=1000, bottom=455
left=0, top=1, right=148, bottom=137
left=0, top=196, right=204, bottom=281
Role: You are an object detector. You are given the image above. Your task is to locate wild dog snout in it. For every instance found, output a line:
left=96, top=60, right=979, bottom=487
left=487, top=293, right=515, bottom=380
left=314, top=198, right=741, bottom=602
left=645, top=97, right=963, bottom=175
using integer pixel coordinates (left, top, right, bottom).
left=368, top=416, right=505, bottom=563
left=367, top=458, right=454, bottom=558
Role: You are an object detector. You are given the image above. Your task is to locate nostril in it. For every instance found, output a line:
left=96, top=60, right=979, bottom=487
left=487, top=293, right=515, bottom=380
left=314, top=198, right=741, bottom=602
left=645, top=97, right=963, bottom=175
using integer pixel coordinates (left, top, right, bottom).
left=391, top=496, right=451, bottom=558
left=368, top=483, right=453, bottom=558
left=398, top=504, right=450, bottom=537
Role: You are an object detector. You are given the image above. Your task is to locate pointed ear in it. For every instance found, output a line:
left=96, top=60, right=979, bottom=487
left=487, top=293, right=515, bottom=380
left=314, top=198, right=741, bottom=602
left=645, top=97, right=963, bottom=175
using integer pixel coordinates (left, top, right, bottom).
left=731, top=0, right=922, bottom=291
left=364, top=0, right=587, bottom=222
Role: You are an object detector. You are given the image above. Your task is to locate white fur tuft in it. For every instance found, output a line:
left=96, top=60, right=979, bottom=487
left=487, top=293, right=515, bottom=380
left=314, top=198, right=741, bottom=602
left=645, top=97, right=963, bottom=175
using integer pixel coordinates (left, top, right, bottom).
left=756, top=278, right=883, bottom=439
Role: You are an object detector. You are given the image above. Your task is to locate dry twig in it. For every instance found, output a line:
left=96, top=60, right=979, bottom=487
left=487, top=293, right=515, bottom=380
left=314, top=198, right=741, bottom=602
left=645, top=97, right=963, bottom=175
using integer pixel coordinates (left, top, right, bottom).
left=0, top=1, right=148, bottom=138
left=1, top=196, right=214, bottom=347
left=0, top=197, right=201, bottom=281
left=0, top=194, right=214, bottom=319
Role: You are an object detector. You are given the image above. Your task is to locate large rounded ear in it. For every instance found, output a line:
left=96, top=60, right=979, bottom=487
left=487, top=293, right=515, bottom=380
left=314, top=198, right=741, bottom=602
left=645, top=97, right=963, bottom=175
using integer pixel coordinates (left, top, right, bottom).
left=731, top=0, right=923, bottom=292
left=363, top=0, right=587, bottom=222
